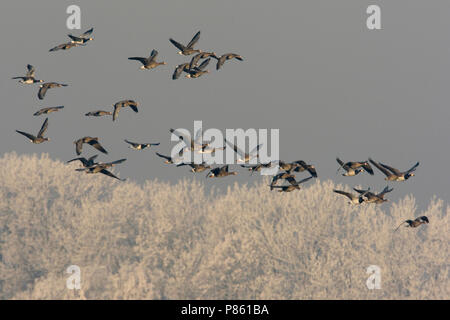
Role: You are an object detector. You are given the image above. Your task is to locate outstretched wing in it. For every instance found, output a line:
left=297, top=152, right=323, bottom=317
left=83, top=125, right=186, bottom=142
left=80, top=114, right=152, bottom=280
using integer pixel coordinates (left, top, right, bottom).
left=297, top=176, right=313, bottom=185
left=80, top=27, right=94, bottom=38
left=249, top=143, right=263, bottom=156
left=67, top=157, right=89, bottom=167
left=155, top=152, right=171, bottom=161
left=336, top=157, right=346, bottom=173
left=379, top=162, right=402, bottom=175
left=88, top=139, right=108, bottom=154
left=197, top=58, right=210, bottom=71
left=128, top=57, right=148, bottom=65
left=16, top=130, right=36, bottom=141
left=124, top=139, right=138, bottom=147
left=26, top=64, right=35, bottom=77
left=369, top=158, right=392, bottom=177
left=406, top=162, right=420, bottom=174
left=224, top=139, right=245, bottom=157
left=186, top=31, right=200, bottom=49
left=149, top=49, right=158, bottom=61
left=38, top=85, right=48, bottom=100
left=100, top=169, right=125, bottom=181
left=394, top=220, right=408, bottom=231
left=378, top=186, right=393, bottom=197
left=333, top=189, right=353, bottom=200
left=169, top=38, right=186, bottom=51
left=37, top=118, right=49, bottom=138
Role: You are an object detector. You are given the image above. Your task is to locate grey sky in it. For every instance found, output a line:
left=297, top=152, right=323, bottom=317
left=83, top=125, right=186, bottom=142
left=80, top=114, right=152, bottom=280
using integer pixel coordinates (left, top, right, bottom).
left=1, top=0, right=450, bottom=210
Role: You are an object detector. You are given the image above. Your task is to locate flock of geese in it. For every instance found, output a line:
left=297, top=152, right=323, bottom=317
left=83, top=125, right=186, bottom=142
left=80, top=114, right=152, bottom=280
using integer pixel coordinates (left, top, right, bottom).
left=11, top=28, right=428, bottom=232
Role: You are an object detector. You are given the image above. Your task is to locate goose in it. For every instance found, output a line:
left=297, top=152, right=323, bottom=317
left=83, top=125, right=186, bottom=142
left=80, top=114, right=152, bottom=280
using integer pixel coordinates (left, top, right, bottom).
left=169, top=31, right=201, bottom=56
left=369, top=158, right=419, bottom=181
left=128, top=49, right=167, bottom=70
left=186, top=58, right=211, bottom=78
left=395, top=216, right=429, bottom=231
left=49, top=42, right=81, bottom=52
left=278, top=161, right=297, bottom=172
left=155, top=152, right=182, bottom=164
left=241, top=162, right=274, bottom=175
left=206, top=165, right=238, bottom=178
left=16, top=118, right=50, bottom=144
left=67, top=155, right=98, bottom=168
left=12, top=64, right=43, bottom=84
left=77, top=158, right=127, bottom=173
left=270, top=172, right=295, bottom=189
left=113, top=100, right=139, bottom=121
left=333, top=189, right=366, bottom=205
left=270, top=176, right=313, bottom=192
left=224, top=139, right=262, bottom=163
left=76, top=160, right=126, bottom=181
left=85, top=110, right=112, bottom=117
left=172, top=63, right=191, bottom=80
left=176, top=162, right=211, bottom=173
left=216, top=53, right=244, bottom=70
left=68, top=27, right=94, bottom=44
left=38, top=82, right=68, bottom=100
left=170, top=128, right=208, bottom=152
left=336, top=158, right=374, bottom=176
left=291, top=160, right=318, bottom=178
left=74, top=137, right=108, bottom=155
left=353, top=186, right=393, bottom=204
left=33, top=106, right=64, bottom=116
left=124, top=139, right=160, bottom=150
left=189, top=52, right=218, bottom=69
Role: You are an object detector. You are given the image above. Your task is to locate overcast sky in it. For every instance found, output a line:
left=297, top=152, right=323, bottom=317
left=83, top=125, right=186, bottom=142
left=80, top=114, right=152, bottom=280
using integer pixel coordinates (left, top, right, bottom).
left=1, top=0, right=450, bottom=210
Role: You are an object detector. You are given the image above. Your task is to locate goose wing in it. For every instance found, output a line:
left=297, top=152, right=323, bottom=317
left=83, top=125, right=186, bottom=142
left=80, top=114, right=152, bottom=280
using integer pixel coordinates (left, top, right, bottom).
left=100, top=169, right=125, bottom=181
left=169, top=38, right=186, bottom=51
left=128, top=57, right=149, bottom=65
left=186, top=31, right=200, bottom=49
left=37, top=118, right=49, bottom=138
left=16, top=130, right=37, bottom=141
left=87, top=139, right=108, bottom=154
left=369, top=158, right=392, bottom=177
left=379, top=162, right=402, bottom=175
left=38, top=84, right=49, bottom=100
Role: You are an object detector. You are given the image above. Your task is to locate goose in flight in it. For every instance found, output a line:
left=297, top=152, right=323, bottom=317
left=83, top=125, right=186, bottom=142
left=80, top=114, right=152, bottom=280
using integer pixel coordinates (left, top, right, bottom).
left=170, top=128, right=208, bottom=152
left=333, top=189, right=367, bottom=205
left=270, top=172, right=295, bottom=190
left=176, top=162, right=211, bottom=173
left=291, top=160, right=318, bottom=178
left=189, top=52, right=218, bottom=69
left=68, top=27, right=94, bottom=44
left=169, top=31, right=201, bottom=56
left=76, top=159, right=126, bottom=181
left=353, top=186, right=393, bottom=204
left=241, top=162, right=275, bottom=175
left=336, top=158, right=374, bottom=176
left=206, top=165, right=238, bottom=178
left=85, top=110, right=112, bottom=117
left=270, top=176, right=313, bottom=192
left=124, top=139, right=160, bottom=150
left=395, top=216, right=429, bottom=231
left=12, top=64, right=43, bottom=84
left=33, top=106, right=64, bottom=116
left=38, top=82, right=68, bottom=100
left=67, top=155, right=99, bottom=168
left=186, top=58, right=211, bottom=78
left=224, top=139, right=262, bottom=163
left=49, top=42, right=81, bottom=52
left=113, top=100, right=139, bottom=121
left=172, top=63, right=191, bottom=80
left=155, top=152, right=183, bottom=164
left=128, top=49, right=167, bottom=70
left=369, top=158, right=419, bottom=181
left=216, top=53, right=244, bottom=70
left=16, top=118, right=50, bottom=144
left=74, top=137, right=108, bottom=155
